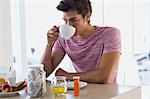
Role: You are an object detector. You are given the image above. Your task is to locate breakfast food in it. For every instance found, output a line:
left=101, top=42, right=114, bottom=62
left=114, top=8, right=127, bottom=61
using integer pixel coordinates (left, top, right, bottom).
left=0, top=77, right=8, bottom=86
left=2, top=84, right=12, bottom=93
left=0, top=77, right=26, bottom=93
left=0, top=77, right=8, bottom=92
left=12, top=81, right=26, bottom=91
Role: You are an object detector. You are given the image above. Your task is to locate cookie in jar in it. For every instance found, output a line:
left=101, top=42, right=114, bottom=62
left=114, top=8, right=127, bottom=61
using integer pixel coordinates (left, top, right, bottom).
left=26, top=64, right=46, bottom=97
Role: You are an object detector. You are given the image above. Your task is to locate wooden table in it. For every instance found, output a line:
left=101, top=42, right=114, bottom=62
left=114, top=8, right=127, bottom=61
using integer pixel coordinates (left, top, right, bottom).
left=4, top=83, right=141, bottom=99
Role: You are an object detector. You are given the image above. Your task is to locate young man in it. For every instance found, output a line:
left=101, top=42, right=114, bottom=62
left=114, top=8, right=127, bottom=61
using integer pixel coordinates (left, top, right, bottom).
left=41, top=0, right=121, bottom=84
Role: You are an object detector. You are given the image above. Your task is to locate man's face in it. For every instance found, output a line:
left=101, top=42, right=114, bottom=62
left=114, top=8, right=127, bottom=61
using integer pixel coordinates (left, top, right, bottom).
left=63, top=10, right=89, bottom=35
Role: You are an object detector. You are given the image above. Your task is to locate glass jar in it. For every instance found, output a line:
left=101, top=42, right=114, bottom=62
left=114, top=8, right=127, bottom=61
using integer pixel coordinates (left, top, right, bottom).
left=51, top=76, right=67, bottom=96
left=26, top=64, right=46, bottom=97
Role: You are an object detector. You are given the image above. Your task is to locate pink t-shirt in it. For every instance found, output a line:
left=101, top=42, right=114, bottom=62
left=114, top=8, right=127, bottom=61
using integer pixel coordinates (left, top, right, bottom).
left=53, top=26, right=121, bottom=83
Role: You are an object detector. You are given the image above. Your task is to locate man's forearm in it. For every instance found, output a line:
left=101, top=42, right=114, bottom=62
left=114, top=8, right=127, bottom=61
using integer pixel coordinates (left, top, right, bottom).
left=41, top=45, right=53, bottom=77
left=65, top=69, right=110, bottom=84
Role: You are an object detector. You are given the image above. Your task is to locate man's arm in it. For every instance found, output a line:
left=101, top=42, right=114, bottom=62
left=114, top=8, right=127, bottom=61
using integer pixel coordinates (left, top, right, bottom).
left=41, top=26, right=65, bottom=77
left=56, top=52, right=120, bottom=84
left=41, top=45, right=65, bottom=77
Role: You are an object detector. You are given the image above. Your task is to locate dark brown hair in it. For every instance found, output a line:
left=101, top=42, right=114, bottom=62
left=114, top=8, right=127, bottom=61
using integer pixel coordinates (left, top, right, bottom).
left=56, top=0, right=92, bottom=18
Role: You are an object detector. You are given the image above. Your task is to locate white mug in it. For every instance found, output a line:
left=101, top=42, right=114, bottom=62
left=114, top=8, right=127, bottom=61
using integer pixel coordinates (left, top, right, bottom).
left=59, top=24, right=76, bottom=39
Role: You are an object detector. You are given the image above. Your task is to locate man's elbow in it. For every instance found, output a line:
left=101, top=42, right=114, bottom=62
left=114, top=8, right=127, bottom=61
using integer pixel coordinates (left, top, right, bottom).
left=100, top=79, right=112, bottom=84
left=96, top=74, right=116, bottom=84
left=94, top=78, right=107, bottom=84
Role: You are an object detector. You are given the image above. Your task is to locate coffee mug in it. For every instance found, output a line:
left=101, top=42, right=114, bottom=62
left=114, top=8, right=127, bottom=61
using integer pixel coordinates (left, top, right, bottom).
left=59, top=24, right=76, bottom=39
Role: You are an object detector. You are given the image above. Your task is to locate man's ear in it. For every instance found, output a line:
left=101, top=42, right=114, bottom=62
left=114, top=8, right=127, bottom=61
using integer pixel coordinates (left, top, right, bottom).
left=85, top=12, right=92, bottom=22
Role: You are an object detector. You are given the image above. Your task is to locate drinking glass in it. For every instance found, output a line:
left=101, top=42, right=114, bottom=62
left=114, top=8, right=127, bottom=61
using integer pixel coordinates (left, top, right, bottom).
left=51, top=76, right=67, bottom=96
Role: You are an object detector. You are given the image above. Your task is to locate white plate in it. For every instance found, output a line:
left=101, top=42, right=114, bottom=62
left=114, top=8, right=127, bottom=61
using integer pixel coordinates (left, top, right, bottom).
left=67, top=81, right=88, bottom=90
left=0, top=91, right=18, bottom=97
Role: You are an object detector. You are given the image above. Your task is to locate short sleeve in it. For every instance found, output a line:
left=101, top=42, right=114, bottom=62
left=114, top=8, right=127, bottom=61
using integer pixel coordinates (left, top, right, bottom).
left=53, top=37, right=66, bottom=54
left=103, top=27, right=121, bottom=53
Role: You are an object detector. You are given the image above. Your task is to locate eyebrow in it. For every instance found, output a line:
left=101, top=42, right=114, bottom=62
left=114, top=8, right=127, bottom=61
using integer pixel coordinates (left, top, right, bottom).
left=63, top=17, right=78, bottom=20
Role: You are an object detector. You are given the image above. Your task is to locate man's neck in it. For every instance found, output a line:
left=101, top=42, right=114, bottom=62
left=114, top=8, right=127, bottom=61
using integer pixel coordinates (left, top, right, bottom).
left=78, top=25, right=96, bottom=39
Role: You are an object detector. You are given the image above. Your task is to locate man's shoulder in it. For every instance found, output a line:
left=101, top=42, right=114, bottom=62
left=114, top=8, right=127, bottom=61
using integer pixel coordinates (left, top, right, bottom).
left=96, top=26, right=120, bottom=32
left=95, top=26, right=120, bottom=37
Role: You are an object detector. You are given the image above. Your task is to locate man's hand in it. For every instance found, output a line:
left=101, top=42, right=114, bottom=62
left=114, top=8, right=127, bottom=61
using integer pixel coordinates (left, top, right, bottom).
left=47, top=26, right=59, bottom=46
left=55, top=68, right=74, bottom=80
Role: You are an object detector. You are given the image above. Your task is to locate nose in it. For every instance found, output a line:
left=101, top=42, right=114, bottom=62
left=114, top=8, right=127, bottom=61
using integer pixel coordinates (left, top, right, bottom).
left=66, top=21, right=73, bottom=26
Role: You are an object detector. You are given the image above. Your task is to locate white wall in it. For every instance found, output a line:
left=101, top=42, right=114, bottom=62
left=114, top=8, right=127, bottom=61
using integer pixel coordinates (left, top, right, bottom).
left=133, top=0, right=150, bottom=54
left=10, top=0, right=28, bottom=81
left=25, top=0, right=63, bottom=60
left=0, top=0, right=13, bottom=70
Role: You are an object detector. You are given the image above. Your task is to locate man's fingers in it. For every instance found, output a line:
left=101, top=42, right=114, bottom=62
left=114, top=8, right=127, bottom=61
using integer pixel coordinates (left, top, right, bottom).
left=51, top=25, right=59, bottom=32
left=47, top=32, right=59, bottom=38
left=46, top=25, right=59, bottom=46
